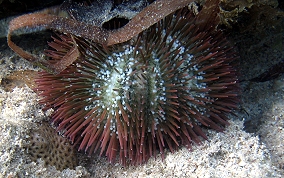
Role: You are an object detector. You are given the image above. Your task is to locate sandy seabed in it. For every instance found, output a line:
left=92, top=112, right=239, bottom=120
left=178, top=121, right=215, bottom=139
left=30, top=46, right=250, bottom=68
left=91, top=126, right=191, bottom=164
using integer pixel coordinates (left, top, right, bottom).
left=0, top=16, right=283, bottom=178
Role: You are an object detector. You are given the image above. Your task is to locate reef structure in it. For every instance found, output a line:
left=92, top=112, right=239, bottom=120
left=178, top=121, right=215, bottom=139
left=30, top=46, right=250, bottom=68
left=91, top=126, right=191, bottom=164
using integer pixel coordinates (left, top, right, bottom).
left=7, top=0, right=239, bottom=166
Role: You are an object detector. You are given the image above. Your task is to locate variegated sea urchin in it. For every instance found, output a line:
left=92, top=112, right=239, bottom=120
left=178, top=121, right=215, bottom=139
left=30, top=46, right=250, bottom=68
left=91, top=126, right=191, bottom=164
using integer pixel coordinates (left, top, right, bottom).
left=35, top=8, right=238, bottom=165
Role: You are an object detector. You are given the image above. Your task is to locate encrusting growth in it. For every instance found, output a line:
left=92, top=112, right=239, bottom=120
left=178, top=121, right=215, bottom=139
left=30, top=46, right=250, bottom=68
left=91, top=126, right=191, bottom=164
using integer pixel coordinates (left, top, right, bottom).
left=35, top=6, right=239, bottom=165
left=27, top=122, right=77, bottom=170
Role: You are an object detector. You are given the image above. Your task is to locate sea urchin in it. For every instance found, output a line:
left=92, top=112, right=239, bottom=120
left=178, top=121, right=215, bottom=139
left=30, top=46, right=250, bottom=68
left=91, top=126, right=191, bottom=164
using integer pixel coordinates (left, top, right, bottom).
left=35, top=8, right=239, bottom=165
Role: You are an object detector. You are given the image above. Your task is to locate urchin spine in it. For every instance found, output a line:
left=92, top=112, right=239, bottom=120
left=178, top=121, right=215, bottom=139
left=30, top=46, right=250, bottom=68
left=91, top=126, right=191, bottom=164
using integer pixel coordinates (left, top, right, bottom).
left=35, top=9, right=238, bottom=165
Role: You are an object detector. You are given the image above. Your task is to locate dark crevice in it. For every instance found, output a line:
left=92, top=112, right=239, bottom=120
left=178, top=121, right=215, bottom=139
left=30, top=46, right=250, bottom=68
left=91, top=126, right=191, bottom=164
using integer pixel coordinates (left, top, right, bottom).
left=102, top=17, right=130, bottom=30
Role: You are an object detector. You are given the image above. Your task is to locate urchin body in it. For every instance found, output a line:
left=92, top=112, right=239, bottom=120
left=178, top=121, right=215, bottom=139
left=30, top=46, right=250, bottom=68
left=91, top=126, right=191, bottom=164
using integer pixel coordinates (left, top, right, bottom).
left=36, top=9, right=238, bottom=165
